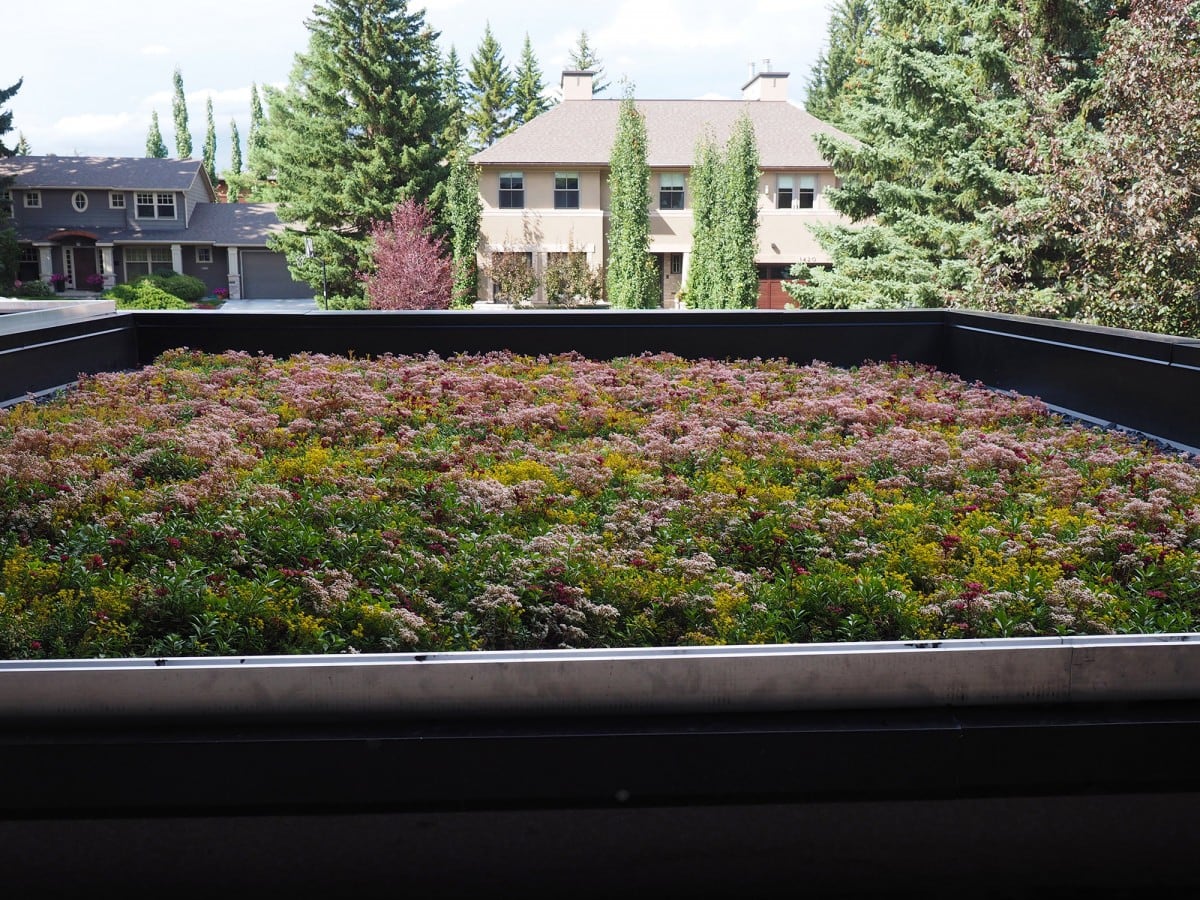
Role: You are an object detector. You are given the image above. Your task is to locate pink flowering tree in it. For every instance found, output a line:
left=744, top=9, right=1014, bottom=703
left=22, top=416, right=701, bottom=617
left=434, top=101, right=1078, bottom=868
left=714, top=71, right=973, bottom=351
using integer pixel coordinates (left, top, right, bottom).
left=362, top=199, right=452, bottom=310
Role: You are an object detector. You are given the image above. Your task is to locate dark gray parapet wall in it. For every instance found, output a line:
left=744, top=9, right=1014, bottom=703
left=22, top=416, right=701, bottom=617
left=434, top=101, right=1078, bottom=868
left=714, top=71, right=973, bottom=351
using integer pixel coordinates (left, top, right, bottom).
left=2, top=306, right=1195, bottom=449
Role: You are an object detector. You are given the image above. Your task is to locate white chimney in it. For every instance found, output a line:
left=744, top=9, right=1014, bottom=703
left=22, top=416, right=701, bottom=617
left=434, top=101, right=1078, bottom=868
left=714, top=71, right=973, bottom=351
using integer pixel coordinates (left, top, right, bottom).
left=561, top=70, right=595, bottom=101
left=741, top=68, right=789, bottom=101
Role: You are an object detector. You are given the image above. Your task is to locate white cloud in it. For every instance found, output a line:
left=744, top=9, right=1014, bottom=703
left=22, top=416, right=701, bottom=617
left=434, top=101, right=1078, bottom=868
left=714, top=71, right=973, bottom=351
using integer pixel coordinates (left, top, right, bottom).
left=51, top=112, right=139, bottom=141
left=139, top=44, right=171, bottom=56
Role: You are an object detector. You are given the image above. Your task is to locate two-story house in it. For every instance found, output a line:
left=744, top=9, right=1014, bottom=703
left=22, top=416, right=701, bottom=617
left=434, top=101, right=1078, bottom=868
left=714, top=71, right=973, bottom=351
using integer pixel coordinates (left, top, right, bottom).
left=471, top=67, right=855, bottom=308
left=0, top=156, right=311, bottom=300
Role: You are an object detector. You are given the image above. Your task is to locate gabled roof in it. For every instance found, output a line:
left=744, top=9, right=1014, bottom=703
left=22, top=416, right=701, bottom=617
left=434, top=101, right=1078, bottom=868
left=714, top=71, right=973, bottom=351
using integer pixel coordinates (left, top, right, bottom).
left=12, top=203, right=289, bottom=248
left=0, top=155, right=213, bottom=196
left=471, top=100, right=857, bottom=169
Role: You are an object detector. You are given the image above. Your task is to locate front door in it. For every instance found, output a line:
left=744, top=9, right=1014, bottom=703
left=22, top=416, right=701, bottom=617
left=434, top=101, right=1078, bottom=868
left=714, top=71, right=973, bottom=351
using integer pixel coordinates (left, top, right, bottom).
left=72, top=247, right=98, bottom=290
left=662, top=253, right=683, bottom=308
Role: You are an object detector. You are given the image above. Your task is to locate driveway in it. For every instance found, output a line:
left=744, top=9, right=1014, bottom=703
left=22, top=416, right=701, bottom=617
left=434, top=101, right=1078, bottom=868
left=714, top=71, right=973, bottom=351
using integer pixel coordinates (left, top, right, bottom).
left=220, top=297, right=320, bottom=312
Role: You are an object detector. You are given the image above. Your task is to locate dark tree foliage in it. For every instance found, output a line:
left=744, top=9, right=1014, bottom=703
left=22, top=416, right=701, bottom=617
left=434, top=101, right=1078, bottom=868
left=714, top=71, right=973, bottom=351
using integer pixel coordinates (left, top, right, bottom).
left=262, top=0, right=449, bottom=304
left=467, top=23, right=515, bottom=148
left=0, top=78, right=21, bottom=290
left=805, top=0, right=876, bottom=126
left=513, top=33, right=549, bottom=127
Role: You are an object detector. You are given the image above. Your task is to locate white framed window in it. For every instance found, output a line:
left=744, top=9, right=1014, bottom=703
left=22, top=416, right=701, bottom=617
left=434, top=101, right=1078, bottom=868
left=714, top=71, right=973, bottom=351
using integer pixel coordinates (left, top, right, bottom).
left=24, top=190, right=41, bottom=208
left=660, top=173, right=685, bottom=210
left=135, top=192, right=176, bottom=219
left=498, top=172, right=524, bottom=209
left=668, top=253, right=683, bottom=276
left=778, top=175, right=816, bottom=210
left=554, top=172, right=580, bottom=209
left=123, top=246, right=175, bottom=279
left=195, top=246, right=213, bottom=264
left=72, top=191, right=89, bottom=212
left=109, top=192, right=125, bottom=209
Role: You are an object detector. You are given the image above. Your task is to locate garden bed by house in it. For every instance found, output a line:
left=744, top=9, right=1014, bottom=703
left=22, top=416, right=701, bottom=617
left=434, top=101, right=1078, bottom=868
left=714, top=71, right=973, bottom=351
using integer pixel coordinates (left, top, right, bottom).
left=1, top=348, right=1197, bottom=659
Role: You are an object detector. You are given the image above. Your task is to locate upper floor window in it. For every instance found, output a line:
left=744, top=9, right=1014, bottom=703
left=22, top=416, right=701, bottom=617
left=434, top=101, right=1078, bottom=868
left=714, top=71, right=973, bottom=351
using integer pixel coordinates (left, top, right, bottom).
left=109, top=192, right=125, bottom=209
left=659, top=173, right=685, bottom=210
left=498, top=172, right=524, bottom=209
left=72, top=191, right=89, bottom=212
left=777, top=175, right=816, bottom=210
left=554, top=172, right=580, bottom=209
left=135, top=192, right=176, bottom=219
left=24, top=190, right=41, bottom=208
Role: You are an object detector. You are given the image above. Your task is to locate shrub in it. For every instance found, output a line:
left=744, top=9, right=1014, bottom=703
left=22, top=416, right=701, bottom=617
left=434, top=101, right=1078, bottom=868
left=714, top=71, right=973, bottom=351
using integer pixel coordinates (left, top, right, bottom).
left=544, top=250, right=604, bottom=307
left=144, top=272, right=208, bottom=302
left=13, top=279, right=55, bottom=298
left=108, top=280, right=191, bottom=310
left=488, top=251, right=539, bottom=306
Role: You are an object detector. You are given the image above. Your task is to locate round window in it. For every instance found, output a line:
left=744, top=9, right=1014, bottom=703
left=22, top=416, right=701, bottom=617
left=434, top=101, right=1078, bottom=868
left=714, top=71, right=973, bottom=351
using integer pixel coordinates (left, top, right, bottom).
left=72, top=191, right=88, bottom=212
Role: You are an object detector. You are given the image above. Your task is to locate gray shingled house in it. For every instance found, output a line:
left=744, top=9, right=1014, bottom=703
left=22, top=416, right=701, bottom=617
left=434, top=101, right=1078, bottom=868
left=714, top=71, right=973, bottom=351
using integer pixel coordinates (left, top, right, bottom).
left=0, top=156, right=312, bottom=300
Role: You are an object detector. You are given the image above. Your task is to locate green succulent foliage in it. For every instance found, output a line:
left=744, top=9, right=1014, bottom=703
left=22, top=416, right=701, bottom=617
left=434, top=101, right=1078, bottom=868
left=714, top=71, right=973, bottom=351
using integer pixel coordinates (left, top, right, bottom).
left=261, top=0, right=450, bottom=303
left=605, top=88, right=657, bottom=309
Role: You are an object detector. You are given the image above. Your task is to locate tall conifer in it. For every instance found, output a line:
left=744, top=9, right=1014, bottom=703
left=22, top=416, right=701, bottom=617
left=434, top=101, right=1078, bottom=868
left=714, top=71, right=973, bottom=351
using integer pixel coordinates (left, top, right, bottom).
left=466, top=23, right=514, bottom=148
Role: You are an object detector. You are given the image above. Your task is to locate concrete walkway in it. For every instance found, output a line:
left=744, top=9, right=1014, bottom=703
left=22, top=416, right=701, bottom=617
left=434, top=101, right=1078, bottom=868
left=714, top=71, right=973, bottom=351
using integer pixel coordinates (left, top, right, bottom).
left=220, top=297, right=321, bottom=312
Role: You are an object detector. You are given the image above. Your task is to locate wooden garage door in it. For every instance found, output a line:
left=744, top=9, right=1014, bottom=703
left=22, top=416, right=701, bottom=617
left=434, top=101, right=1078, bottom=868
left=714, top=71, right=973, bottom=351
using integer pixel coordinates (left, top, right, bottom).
left=240, top=250, right=313, bottom=299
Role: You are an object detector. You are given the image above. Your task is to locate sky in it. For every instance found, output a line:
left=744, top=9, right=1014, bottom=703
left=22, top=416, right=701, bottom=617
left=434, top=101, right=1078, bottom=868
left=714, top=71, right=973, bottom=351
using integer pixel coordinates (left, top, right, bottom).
left=4, top=0, right=835, bottom=173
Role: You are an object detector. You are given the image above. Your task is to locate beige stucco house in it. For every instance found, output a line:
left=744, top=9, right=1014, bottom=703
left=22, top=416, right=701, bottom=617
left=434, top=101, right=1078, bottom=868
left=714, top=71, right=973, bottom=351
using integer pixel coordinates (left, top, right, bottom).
left=471, top=67, right=854, bottom=307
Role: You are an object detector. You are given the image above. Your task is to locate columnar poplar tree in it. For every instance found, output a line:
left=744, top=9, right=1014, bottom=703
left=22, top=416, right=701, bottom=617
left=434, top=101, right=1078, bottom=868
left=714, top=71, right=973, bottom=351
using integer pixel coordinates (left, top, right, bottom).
left=171, top=67, right=192, bottom=158
left=145, top=110, right=168, bottom=158
left=262, top=0, right=449, bottom=305
left=685, top=116, right=760, bottom=309
left=605, top=87, right=657, bottom=309
left=445, top=148, right=482, bottom=308
left=466, top=23, right=514, bottom=148
left=14, top=132, right=30, bottom=155
left=720, top=114, right=761, bottom=308
left=224, top=119, right=243, bottom=202
left=246, top=82, right=270, bottom=180
left=202, top=96, right=217, bottom=183
left=683, top=133, right=722, bottom=308
left=512, top=33, right=549, bottom=127
left=805, top=0, right=875, bottom=126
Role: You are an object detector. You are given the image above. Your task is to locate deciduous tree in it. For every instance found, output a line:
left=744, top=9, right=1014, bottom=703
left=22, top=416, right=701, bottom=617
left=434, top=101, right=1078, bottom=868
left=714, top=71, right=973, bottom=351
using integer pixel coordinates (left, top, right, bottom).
left=203, top=96, right=217, bottom=183
left=145, top=110, right=168, bottom=158
left=444, top=148, right=481, bottom=308
left=605, top=87, right=657, bottom=309
left=363, top=199, right=451, bottom=309
left=172, top=66, right=192, bottom=158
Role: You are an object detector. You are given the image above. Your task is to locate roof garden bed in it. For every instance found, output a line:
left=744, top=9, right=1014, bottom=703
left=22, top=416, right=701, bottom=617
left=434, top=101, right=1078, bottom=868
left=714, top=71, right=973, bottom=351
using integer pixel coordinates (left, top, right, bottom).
left=2, top=344, right=1196, bottom=659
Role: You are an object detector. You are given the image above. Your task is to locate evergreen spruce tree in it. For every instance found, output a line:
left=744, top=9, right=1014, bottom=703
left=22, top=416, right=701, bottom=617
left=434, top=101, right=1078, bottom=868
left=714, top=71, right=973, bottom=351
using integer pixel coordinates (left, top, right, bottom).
left=444, top=148, right=482, bottom=308
left=145, top=110, right=168, bottom=158
left=262, top=0, right=449, bottom=305
left=605, top=86, right=657, bottom=309
left=568, top=31, right=609, bottom=94
left=512, top=33, right=549, bottom=127
left=440, top=45, right=469, bottom=150
left=784, top=0, right=1028, bottom=310
left=805, top=0, right=875, bottom=126
left=466, top=23, right=515, bottom=148
left=0, top=79, right=22, bottom=291
left=14, top=132, right=30, bottom=155
left=171, top=66, right=192, bottom=158
left=203, top=96, right=217, bottom=184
